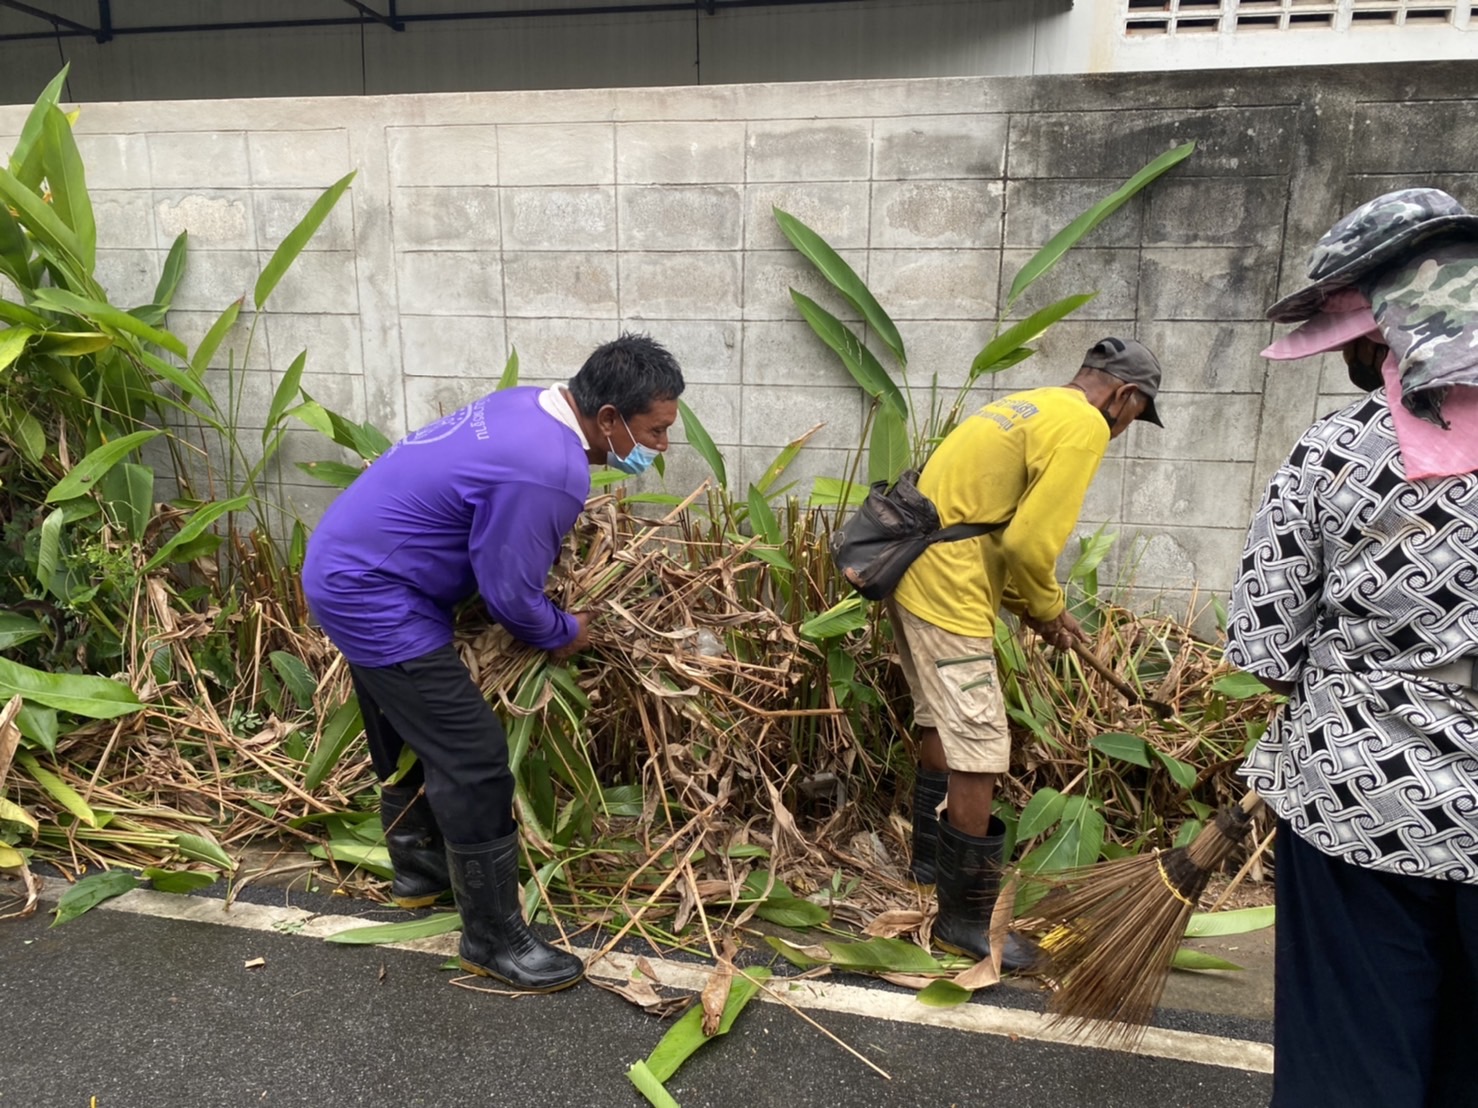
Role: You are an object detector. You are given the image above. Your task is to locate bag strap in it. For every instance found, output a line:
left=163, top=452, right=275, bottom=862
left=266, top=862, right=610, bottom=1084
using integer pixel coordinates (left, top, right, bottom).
left=931, top=520, right=1007, bottom=544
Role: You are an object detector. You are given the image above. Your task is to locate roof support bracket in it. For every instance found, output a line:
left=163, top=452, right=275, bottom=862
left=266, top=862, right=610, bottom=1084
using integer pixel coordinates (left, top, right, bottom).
left=341, top=0, right=405, bottom=30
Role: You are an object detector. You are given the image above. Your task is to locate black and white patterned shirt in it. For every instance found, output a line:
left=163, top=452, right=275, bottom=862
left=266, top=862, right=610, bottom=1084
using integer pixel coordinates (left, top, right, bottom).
left=1227, top=390, right=1478, bottom=883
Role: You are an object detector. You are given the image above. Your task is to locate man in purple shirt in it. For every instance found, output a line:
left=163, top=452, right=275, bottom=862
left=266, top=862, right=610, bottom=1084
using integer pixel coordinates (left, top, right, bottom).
left=303, top=333, right=684, bottom=993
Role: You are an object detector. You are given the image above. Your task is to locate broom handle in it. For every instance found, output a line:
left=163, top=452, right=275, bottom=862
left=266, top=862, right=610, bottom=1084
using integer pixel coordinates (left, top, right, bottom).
left=1069, top=640, right=1143, bottom=703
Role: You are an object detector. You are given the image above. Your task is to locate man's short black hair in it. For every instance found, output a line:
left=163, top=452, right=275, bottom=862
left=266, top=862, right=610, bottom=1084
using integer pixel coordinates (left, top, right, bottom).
left=568, top=332, right=685, bottom=419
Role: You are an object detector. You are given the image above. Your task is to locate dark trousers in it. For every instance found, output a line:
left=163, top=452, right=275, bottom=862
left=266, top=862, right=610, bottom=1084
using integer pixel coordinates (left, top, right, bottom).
left=1273, top=819, right=1478, bottom=1108
left=348, top=645, right=514, bottom=846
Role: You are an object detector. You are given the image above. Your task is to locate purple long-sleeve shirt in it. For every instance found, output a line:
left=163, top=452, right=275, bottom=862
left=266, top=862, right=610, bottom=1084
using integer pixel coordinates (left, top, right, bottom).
left=302, top=387, right=587, bottom=667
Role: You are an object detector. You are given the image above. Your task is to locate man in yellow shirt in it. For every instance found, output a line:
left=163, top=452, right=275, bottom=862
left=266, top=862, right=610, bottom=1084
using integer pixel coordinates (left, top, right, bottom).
left=893, top=337, right=1164, bottom=970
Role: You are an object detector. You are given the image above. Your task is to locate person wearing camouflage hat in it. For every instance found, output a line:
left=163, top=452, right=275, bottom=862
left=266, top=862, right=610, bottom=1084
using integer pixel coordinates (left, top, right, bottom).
left=1226, top=189, right=1478, bottom=1106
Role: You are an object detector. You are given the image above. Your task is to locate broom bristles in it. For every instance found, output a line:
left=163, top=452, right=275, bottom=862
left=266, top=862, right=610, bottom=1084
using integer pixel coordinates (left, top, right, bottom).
left=1019, top=796, right=1261, bottom=1046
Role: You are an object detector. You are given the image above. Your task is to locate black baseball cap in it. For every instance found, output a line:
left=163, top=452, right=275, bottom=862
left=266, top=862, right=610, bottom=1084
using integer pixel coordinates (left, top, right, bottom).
left=1082, top=337, right=1164, bottom=427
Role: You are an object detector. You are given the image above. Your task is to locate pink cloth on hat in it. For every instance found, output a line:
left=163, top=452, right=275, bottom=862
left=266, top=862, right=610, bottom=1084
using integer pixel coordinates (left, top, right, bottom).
left=1263, top=289, right=1478, bottom=479
left=1381, top=353, right=1478, bottom=480
left=1262, top=289, right=1380, bottom=360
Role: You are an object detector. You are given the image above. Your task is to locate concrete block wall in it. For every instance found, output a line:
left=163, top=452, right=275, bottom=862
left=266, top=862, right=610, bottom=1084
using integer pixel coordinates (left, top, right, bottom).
left=4, top=61, right=1474, bottom=624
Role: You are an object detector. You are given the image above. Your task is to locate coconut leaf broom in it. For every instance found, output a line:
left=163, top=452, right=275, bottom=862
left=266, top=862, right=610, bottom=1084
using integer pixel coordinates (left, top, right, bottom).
left=1018, top=790, right=1265, bottom=1045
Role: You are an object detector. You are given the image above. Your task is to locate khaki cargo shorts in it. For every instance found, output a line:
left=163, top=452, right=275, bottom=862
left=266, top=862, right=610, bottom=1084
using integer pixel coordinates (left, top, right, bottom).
left=889, top=602, right=1011, bottom=774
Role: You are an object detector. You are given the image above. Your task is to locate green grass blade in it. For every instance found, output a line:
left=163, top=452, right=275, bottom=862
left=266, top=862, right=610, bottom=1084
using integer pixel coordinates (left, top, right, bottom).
left=790, top=289, right=906, bottom=419
left=0, top=164, right=87, bottom=275
left=255, top=170, right=355, bottom=310
left=1172, top=948, right=1245, bottom=972
left=746, top=485, right=781, bottom=545
left=970, top=293, right=1097, bottom=380
left=678, top=398, right=726, bottom=490
left=1185, top=905, right=1275, bottom=937
left=774, top=206, right=905, bottom=367
left=1008, top=141, right=1196, bottom=306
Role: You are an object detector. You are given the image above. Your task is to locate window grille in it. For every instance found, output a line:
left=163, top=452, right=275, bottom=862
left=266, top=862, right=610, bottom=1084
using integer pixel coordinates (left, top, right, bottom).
left=1123, top=0, right=1467, bottom=35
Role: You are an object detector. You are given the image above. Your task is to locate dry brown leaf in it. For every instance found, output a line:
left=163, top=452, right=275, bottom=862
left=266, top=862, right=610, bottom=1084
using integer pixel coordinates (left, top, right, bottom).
left=864, top=909, right=925, bottom=939
left=0, top=695, right=21, bottom=789
left=700, top=960, right=734, bottom=1037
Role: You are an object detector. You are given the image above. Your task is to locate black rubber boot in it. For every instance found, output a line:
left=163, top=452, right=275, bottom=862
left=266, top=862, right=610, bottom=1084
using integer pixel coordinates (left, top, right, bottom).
left=448, top=831, right=585, bottom=993
left=934, top=814, right=1041, bottom=973
left=380, top=784, right=451, bottom=909
left=909, top=769, right=949, bottom=885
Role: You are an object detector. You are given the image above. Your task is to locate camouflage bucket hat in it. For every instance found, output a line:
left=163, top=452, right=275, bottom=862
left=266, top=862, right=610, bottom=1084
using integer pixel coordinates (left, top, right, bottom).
left=1266, top=188, right=1478, bottom=323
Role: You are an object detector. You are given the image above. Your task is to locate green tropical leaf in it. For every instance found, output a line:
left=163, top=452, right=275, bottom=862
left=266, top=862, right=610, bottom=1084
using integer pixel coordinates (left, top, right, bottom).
left=142, top=493, right=250, bottom=572
left=808, top=476, right=868, bottom=509
left=970, top=293, right=1098, bottom=380
left=642, top=968, right=771, bottom=1083
left=173, top=832, right=233, bottom=869
left=790, top=289, right=906, bottom=418
left=497, top=347, right=520, bottom=391
left=0, top=202, right=28, bottom=287
left=143, top=867, right=217, bottom=894
left=1172, top=948, right=1245, bottom=972
left=138, top=350, right=213, bottom=408
left=16, top=750, right=97, bottom=826
left=43, top=428, right=161, bottom=508
left=190, top=297, right=242, bottom=378
left=255, top=170, right=356, bottom=309
left=799, top=596, right=869, bottom=641
left=100, top=462, right=154, bottom=540
left=1090, top=731, right=1151, bottom=768
left=153, top=231, right=189, bottom=308
left=1185, top=905, right=1275, bottom=937
left=40, top=107, right=95, bottom=269
left=1008, top=141, right=1196, bottom=305
left=821, top=936, right=943, bottom=974
left=0, top=612, right=47, bottom=651
left=34, top=506, right=63, bottom=589
left=307, top=840, right=394, bottom=879
left=678, top=397, right=726, bottom=489
left=754, top=425, right=819, bottom=496
left=303, top=697, right=364, bottom=791
left=774, top=207, right=905, bottom=366
left=15, top=703, right=58, bottom=753
left=264, top=349, right=307, bottom=445
left=1153, top=747, right=1198, bottom=790
left=763, top=935, right=830, bottom=968
left=52, top=870, right=140, bottom=927
left=0, top=165, right=86, bottom=273
left=746, top=485, right=781, bottom=545
left=295, top=460, right=363, bottom=488
left=325, top=911, right=464, bottom=945
left=9, top=65, right=68, bottom=184
left=0, top=795, right=39, bottom=834
left=30, top=288, right=187, bottom=359
left=916, top=979, right=973, bottom=1008
left=1016, top=787, right=1066, bottom=840
left=34, top=331, right=111, bottom=358
left=0, top=326, right=30, bottom=376
left=867, top=402, right=910, bottom=485
left=0, top=660, right=141, bottom=720
left=1212, top=672, right=1271, bottom=699
left=268, top=651, right=316, bottom=712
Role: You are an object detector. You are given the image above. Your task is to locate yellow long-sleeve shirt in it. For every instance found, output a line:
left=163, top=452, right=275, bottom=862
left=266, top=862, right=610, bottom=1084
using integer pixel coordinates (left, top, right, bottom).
left=892, top=386, right=1109, bottom=638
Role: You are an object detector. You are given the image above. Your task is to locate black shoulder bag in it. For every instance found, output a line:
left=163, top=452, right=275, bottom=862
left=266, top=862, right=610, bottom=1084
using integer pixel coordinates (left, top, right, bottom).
left=828, top=469, right=1008, bottom=601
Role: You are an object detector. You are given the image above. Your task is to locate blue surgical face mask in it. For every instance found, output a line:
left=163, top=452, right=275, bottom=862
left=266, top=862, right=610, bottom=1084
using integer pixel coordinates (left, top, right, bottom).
left=607, top=416, right=659, bottom=476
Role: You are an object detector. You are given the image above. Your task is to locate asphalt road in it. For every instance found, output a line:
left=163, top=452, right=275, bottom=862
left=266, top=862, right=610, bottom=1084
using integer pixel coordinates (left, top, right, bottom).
left=0, top=881, right=1273, bottom=1108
